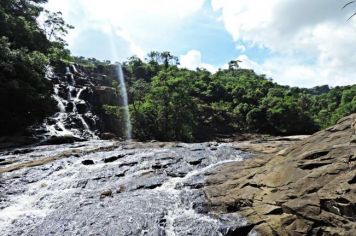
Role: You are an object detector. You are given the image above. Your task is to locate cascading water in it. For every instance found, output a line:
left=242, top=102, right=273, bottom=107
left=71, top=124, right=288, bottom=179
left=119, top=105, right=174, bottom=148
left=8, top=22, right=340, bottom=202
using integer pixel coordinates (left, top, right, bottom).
left=0, top=141, right=254, bottom=235
left=116, top=63, right=132, bottom=140
left=38, top=65, right=99, bottom=140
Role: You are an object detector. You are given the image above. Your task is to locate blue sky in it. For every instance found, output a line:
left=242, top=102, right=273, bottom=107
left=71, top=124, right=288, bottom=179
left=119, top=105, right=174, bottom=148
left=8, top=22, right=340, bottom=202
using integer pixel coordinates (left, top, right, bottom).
left=46, top=0, right=356, bottom=87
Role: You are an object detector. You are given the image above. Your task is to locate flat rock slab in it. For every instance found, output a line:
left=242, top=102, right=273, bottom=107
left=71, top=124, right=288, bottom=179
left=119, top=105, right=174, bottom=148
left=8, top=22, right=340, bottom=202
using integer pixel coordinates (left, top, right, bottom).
left=204, top=113, right=356, bottom=235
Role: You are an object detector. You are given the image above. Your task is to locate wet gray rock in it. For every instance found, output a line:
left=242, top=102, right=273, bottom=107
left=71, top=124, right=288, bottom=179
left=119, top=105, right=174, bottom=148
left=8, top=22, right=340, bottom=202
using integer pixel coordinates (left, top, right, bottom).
left=82, top=160, right=94, bottom=165
left=0, top=141, right=250, bottom=236
left=100, top=190, right=113, bottom=199
left=102, top=154, right=125, bottom=163
left=186, top=156, right=204, bottom=165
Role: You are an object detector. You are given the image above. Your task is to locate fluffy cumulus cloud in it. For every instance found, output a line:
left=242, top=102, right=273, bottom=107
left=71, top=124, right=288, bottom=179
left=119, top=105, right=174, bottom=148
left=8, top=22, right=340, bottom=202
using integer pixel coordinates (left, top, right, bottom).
left=45, top=0, right=205, bottom=61
left=180, top=50, right=217, bottom=72
left=45, top=0, right=356, bottom=86
left=212, top=0, right=356, bottom=87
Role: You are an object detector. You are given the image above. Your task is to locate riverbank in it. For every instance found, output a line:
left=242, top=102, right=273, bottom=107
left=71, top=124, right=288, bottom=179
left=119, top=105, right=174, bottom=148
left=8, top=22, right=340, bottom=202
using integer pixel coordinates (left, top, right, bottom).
left=204, top=114, right=356, bottom=235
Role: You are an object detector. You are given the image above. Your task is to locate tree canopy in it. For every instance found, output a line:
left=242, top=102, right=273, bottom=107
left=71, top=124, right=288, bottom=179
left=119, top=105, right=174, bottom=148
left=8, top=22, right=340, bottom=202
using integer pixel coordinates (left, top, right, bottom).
left=0, top=0, right=71, bottom=135
left=85, top=53, right=355, bottom=142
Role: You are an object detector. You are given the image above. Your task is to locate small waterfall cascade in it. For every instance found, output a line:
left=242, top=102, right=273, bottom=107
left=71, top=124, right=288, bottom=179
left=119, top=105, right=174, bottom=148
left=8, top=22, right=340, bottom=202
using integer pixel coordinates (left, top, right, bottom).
left=116, top=63, right=132, bottom=140
left=38, top=65, right=99, bottom=140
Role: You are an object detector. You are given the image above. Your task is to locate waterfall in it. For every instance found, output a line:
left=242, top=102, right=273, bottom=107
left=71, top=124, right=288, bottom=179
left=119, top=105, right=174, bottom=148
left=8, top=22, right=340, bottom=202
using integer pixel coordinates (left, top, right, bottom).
left=53, top=85, right=66, bottom=112
left=38, top=66, right=99, bottom=140
left=117, top=63, right=132, bottom=140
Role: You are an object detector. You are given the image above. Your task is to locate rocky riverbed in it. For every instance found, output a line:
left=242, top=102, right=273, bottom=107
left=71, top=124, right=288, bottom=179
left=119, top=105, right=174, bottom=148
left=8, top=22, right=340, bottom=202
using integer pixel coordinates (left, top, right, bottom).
left=0, top=140, right=257, bottom=236
left=1, top=114, right=355, bottom=236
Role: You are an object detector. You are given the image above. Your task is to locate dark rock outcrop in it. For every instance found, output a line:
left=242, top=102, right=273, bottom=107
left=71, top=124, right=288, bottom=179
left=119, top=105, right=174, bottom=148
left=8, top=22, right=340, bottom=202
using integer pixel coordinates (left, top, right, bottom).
left=82, top=160, right=95, bottom=165
left=204, top=114, right=356, bottom=235
left=102, top=154, right=125, bottom=163
left=41, top=135, right=85, bottom=145
left=100, top=133, right=117, bottom=140
left=0, top=136, right=39, bottom=149
left=32, top=63, right=127, bottom=140
left=90, top=86, right=120, bottom=106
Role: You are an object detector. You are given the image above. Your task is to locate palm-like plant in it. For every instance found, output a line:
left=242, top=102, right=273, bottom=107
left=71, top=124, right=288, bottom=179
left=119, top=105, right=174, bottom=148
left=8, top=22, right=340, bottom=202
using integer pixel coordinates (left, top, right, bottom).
left=343, top=1, right=356, bottom=20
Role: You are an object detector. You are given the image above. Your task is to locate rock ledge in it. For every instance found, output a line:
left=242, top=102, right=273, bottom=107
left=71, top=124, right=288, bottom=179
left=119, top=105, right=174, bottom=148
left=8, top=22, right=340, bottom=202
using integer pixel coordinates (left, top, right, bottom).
left=204, top=114, right=356, bottom=235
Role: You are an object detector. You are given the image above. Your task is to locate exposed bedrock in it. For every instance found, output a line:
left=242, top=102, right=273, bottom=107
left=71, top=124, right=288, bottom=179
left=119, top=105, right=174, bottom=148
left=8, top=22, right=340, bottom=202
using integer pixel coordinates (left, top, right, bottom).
left=204, top=113, right=356, bottom=235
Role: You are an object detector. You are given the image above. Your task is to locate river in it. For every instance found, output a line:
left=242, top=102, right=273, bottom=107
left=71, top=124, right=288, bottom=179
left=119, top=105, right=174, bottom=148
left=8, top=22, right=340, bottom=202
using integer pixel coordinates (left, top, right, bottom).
left=0, top=140, right=257, bottom=236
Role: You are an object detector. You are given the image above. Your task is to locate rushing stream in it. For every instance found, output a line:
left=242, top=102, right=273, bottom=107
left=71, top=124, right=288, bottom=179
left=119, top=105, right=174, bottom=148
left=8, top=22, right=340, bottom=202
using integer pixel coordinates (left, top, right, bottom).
left=0, top=141, right=254, bottom=235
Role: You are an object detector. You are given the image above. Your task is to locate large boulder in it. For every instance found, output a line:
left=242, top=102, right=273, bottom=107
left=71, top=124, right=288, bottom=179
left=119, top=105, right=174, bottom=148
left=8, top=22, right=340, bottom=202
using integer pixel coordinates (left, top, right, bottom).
left=204, top=114, right=356, bottom=235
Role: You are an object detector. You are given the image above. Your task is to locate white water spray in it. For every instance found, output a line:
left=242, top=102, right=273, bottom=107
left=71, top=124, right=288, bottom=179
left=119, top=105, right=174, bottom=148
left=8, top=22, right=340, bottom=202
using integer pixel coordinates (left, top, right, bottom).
left=107, top=23, right=133, bottom=140
left=117, top=63, right=132, bottom=140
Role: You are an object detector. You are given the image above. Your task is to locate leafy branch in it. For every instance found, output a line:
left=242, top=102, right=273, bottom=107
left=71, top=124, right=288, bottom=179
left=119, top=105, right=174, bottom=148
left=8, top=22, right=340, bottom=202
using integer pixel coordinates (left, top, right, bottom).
left=343, top=1, right=356, bottom=20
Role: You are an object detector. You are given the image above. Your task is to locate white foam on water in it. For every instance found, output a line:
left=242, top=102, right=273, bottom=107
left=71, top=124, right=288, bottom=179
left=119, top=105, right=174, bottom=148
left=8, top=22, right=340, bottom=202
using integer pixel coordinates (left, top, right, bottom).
left=0, top=157, right=89, bottom=234
left=0, top=142, right=250, bottom=235
left=0, top=194, right=48, bottom=225
left=156, top=148, right=245, bottom=236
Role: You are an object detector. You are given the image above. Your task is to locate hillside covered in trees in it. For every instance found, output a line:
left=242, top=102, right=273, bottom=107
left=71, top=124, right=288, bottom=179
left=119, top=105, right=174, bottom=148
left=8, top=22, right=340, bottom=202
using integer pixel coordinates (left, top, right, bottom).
left=1, top=0, right=355, bottom=142
left=76, top=55, right=355, bottom=142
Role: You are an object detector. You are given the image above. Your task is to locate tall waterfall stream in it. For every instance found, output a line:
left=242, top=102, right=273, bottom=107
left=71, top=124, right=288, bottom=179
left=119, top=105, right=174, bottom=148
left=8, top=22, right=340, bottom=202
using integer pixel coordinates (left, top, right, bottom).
left=116, top=64, right=132, bottom=140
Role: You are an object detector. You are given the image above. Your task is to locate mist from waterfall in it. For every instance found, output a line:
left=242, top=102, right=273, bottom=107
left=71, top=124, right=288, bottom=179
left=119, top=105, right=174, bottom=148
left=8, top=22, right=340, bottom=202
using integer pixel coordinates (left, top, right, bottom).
left=117, top=63, right=132, bottom=140
left=108, top=23, right=132, bottom=140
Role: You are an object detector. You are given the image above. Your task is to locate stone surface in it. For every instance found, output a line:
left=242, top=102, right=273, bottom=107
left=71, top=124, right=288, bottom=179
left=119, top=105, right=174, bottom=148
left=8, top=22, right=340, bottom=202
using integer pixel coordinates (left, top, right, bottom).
left=0, top=141, right=250, bottom=236
left=100, top=189, right=113, bottom=199
left=204, top=114, right=356, bottom=235
left=91, top=86, right=120, bottom=106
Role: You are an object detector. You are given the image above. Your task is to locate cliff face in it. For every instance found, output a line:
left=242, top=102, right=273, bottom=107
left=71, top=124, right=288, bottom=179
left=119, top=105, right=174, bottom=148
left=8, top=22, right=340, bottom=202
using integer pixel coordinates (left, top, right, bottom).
left=33, top=63, right=125, bottom=141
left=204, top=114, right=356, bottom=235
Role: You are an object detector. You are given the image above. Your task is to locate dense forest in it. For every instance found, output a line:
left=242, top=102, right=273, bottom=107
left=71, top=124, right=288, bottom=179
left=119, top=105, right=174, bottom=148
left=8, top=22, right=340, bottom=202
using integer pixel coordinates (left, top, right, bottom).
left=1, top=0, right=355, bottom=141
left=76, top=55, right=355, bottom=141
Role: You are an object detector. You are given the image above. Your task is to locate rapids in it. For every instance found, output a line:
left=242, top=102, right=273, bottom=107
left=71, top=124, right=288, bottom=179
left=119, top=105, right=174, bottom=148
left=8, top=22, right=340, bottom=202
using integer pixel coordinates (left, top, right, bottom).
left=0, top=141, right=256, bottom=235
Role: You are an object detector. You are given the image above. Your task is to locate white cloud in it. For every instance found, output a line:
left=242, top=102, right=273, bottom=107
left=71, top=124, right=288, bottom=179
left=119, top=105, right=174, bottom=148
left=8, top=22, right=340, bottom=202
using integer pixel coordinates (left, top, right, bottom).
left=45, top=0, right=356, bottom=86
left=237, top=55, right=267, bottom=74
left=180, top=50, right=217, bottom=73
left=113, top=28, right=145, bottom=59
left=212, top=0, right=356, bottom=87
left=45, top=0, right=205, bottom=61
left=235, top=44, right=246, bottom=52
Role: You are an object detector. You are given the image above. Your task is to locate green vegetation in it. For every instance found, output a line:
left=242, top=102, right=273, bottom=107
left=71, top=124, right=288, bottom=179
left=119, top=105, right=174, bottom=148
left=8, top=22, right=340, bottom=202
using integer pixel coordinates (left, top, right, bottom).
left=85, top=53, right=355, bottom=142
left=0, top=0, right=72, bottom=135
left=1, top=1, right=354, bottom=140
